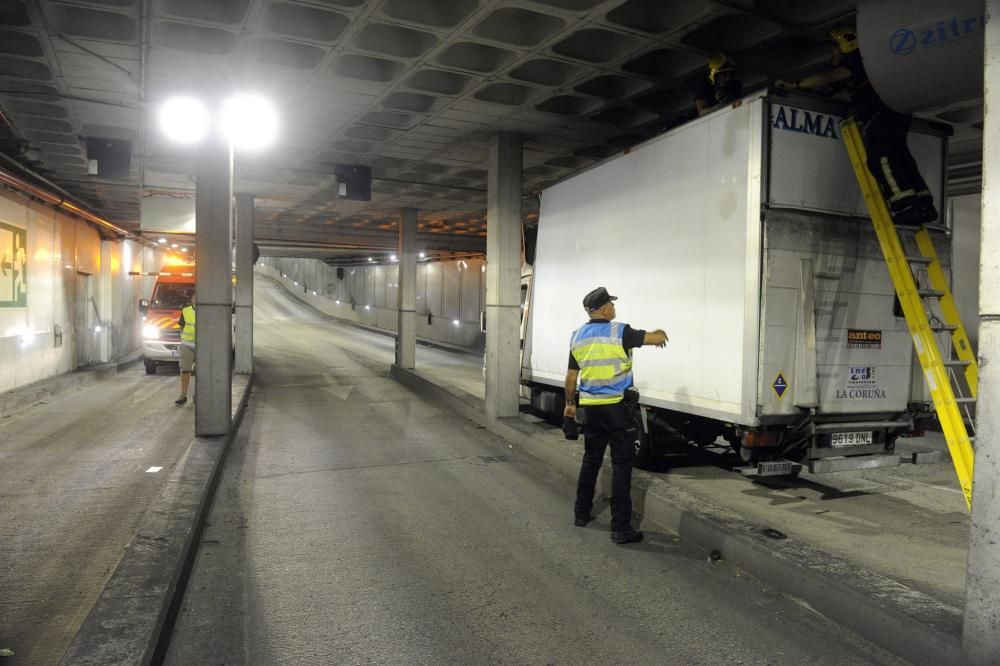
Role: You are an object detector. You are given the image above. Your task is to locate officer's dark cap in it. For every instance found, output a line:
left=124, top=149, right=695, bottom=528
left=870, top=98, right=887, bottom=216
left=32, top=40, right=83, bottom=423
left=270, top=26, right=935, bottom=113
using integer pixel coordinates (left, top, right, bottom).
left=583, top=287, right=617, bottom=312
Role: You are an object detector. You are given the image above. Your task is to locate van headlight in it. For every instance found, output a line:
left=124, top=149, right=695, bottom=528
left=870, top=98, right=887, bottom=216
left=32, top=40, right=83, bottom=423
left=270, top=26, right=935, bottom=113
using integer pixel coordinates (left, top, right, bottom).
left=142, top=324, right=160, bottom=340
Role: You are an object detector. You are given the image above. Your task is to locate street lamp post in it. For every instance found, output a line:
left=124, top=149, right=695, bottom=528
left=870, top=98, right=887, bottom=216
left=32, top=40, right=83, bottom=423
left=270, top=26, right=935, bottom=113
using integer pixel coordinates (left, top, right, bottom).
left=157, top=93, right=277, bottom=436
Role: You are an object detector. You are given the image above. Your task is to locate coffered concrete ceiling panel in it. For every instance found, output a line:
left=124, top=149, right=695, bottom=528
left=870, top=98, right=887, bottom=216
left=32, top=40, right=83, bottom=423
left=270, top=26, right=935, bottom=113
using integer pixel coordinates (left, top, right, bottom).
left=575, top=74, right=649, bottom=99
left=4, top=98, right=67, bottom=117
left=623, top=48, right=703, bottom=79
left=756, top=0, right=857, bottom=27
left=354, top=23, right=438, bottom=59
left=332, top=54, right=405, bottom=81
left=382, top=91, right=440, bottom=113
left=263, top=3, right=350, bottom=43
left=527, top=0, right=605, bottom=10
left=509, top=58, right=584, bottom=87
left=249, top=38, right=327, bottom=69
left=48, top=4, right=137, bottom=41
left=0, top=56, right=52, bottom=81
left=1, top=0, right=31, bottom=26
left=551, top=28, right=640, bottom=63
left=381, top=0, right=479, bottom=28
left=435, top=42, right=513, bottom=74
left=0, top=30, right=44, bottom=57
left=535, top=94, right=600, bottom=116
left=159, top=0, right=249, bottom=24
left=681, top=14, right=782, bottom=53
left=472, top=7, right=564, bottom=47
left=155, top=21, right=236, bottom=54
left=474, top=82, right=538, bottom=106
left=16, top=116, right=74, bottom=132
left=605, top=0, right=713, bottom=35
left=405, top=68, right=473, bottom=95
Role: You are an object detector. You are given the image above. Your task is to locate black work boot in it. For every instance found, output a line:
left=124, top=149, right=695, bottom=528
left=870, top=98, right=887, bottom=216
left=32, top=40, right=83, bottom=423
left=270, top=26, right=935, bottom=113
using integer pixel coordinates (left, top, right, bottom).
left=610, top=529, right=644, bottom=544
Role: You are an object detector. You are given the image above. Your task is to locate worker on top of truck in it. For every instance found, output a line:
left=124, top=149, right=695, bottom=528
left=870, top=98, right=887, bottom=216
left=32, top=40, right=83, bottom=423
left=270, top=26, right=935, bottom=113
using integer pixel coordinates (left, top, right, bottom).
left=563, top=287, right=668, bottom=545
left=176, top=293, right=195, bottom=406
left=778, top=27, right=938, bottom=227
left=696, top=53, right=743, bottom=116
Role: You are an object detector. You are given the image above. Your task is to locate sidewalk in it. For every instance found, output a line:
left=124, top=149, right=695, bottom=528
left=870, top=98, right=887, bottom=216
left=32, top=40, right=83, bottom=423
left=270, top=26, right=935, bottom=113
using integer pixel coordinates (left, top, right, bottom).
left=0, top=350, right=144, bottom=418
left=391, top=365, right=969, bottom=666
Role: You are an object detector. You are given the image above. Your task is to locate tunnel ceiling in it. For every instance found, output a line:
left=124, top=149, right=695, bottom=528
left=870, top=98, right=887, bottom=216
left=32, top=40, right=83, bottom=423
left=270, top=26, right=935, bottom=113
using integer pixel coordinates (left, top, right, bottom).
left=2, top=0, right=941, bottom=257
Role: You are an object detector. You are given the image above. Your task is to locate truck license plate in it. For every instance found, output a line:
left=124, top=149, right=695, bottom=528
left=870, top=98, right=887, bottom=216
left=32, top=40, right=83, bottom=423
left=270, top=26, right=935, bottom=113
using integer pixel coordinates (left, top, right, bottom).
left=831, top=431, right=873, bottom=447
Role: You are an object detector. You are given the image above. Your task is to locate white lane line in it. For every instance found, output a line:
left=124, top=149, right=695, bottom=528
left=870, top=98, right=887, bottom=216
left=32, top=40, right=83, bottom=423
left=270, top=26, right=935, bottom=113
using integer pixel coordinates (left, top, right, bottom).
left=145, top=466, right=163, bottom=473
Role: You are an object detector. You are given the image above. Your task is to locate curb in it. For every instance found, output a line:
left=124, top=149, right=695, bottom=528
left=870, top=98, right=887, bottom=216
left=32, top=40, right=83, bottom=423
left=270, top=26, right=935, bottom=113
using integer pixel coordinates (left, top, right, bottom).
left=59, top=374, right=255, bottom=666
left=0, top=350, right=145, bottom=418
left=390, top=365, right=965, bottom=666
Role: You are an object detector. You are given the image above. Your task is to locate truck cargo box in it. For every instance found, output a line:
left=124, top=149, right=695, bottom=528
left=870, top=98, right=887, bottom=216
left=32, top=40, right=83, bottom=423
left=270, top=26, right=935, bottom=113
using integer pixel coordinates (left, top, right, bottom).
left=523, top=90, right=948, bottom=458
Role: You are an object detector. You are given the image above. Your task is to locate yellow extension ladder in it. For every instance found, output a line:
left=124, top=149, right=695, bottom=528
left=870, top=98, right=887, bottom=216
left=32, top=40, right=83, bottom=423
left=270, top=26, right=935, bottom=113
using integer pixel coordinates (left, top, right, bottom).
left=840, top=118, right=977, bottom=509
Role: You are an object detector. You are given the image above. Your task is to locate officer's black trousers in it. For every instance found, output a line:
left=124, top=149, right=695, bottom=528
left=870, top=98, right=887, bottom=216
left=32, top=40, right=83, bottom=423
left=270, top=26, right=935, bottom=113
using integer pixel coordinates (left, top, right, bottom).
left=574, top=401, right=634, bottom=532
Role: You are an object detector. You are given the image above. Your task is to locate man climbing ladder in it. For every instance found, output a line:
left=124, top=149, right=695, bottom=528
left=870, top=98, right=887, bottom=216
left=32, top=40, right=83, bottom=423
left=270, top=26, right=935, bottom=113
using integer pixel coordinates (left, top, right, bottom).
left=841, top=119, right=977, bottom=509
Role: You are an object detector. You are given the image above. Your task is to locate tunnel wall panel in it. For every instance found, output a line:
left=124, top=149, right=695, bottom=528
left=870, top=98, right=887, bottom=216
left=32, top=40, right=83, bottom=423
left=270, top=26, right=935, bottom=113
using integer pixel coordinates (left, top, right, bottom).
left=259, top=256, right=485, bottom=350
left=0, top=189, right=170, bottom=394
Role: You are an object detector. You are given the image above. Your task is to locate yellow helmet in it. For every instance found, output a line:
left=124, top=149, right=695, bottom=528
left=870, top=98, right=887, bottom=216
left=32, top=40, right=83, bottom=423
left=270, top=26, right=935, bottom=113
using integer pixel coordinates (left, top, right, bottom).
left=830, top=27, right=859, bottom=54
left=707, top=53, right=734, bottom=84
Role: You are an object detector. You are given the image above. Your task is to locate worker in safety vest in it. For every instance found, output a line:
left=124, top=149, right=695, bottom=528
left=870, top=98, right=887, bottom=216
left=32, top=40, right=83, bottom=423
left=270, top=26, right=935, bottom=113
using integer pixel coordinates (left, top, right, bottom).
left=176, top=293, right=195, bottom=405
left=695, top=53, right=743, bottom=116
left=779, top=27, right=937, bottom=227
left=563, top=287, right=668, bottom=545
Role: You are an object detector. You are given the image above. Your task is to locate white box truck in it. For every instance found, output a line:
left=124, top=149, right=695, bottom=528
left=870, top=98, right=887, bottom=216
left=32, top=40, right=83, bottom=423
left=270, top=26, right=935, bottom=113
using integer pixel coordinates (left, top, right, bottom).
left=521, top=90, right=949, bottom=468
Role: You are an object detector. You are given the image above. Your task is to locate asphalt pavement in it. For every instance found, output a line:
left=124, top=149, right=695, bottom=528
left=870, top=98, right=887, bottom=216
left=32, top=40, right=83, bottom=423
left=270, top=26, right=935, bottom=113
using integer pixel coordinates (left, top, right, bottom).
left=164, top=277, right=907, bottom=665
left=0, top=360, right=196, bottom=665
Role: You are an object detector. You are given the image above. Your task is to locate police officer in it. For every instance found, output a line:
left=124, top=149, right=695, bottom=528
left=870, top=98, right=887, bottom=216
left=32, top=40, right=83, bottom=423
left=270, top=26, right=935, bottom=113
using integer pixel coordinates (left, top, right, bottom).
left=176, top=292, right=195, bottom=405
left=780, top=28, right=937, bottom=226
left=563, top=287, right=668, bottom=544
left=695, top=53, right=743, bottom=116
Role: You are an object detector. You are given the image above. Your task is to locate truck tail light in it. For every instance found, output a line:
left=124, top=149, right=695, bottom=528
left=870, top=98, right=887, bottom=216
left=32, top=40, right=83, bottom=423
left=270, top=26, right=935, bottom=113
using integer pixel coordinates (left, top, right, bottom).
left=742, top=430, right=778, bottom=448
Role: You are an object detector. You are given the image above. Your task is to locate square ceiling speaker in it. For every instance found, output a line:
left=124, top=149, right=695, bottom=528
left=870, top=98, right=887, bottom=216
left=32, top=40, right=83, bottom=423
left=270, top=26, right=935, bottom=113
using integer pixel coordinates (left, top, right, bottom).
left=86, top=137, right=132, bottom=178
left=335, top=163, right=371, bottom=202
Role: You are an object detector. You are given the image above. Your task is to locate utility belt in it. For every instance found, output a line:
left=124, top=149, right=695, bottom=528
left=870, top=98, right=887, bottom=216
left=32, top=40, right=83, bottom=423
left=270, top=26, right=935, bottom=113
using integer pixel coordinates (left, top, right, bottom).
left=564, top=388, right=639, bottom=440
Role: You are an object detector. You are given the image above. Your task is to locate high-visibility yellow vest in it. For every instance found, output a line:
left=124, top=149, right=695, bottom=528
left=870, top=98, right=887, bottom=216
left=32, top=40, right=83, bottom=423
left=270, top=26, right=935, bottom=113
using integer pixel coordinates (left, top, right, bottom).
left=570, top=321, right=633, bottom=405
left=180, top=305, right=196, bottom=346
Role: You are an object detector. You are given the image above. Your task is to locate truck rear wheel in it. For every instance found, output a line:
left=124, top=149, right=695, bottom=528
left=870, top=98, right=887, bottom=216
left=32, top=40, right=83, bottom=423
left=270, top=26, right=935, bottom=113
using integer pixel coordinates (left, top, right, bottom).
left=144, top=359, right=157, bottom=375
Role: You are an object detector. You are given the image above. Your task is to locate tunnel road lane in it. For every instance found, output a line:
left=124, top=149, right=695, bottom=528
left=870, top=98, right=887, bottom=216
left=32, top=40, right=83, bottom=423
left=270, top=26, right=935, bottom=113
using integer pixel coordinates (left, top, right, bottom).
left=164, top=277, right=907, bottom=665
left=0, top=362, right=198, bottom=665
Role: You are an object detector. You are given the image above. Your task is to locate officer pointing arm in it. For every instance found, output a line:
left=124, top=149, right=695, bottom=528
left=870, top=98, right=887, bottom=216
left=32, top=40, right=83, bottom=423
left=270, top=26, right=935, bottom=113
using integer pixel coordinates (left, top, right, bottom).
left=562, top=287, right=667, bottom=545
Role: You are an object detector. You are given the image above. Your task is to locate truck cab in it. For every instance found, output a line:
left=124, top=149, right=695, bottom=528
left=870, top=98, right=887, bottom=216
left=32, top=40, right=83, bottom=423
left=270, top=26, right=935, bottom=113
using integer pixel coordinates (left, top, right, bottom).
left=140, top=267, right=195, bottom=374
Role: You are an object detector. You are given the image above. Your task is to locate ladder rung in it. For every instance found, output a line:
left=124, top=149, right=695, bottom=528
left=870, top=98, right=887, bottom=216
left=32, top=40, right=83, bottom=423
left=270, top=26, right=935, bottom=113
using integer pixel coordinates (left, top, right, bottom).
left=918, top=289, right=945, bottom=298
left=931, top=324, right=959, bottom=332
left=956, top=397, right=977, bottom=404
left=945, top=359, right=972, bottom=367
left=905, top=255, right=933, bottom=265
left=922, top=223, right=950, bottom=233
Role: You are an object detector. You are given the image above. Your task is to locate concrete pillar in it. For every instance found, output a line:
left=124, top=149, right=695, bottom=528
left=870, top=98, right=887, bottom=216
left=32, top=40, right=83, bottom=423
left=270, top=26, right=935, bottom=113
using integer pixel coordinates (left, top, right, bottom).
left=395, top=207, right=417, bottom=370
left=484, top=132, right=522, bottom=421
left=965, top=2, right=1000, bottom=660
left=194, top=141, right=233, bottom=437
left=234, top=193, right=254, bottom=375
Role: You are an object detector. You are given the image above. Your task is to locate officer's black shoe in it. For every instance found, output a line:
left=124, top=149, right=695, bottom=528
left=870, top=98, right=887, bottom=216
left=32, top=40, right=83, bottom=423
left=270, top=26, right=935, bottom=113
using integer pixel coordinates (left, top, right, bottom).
left=574, top=515, right=594, bottom=527
left=610, top=529, right=644, bottom=544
